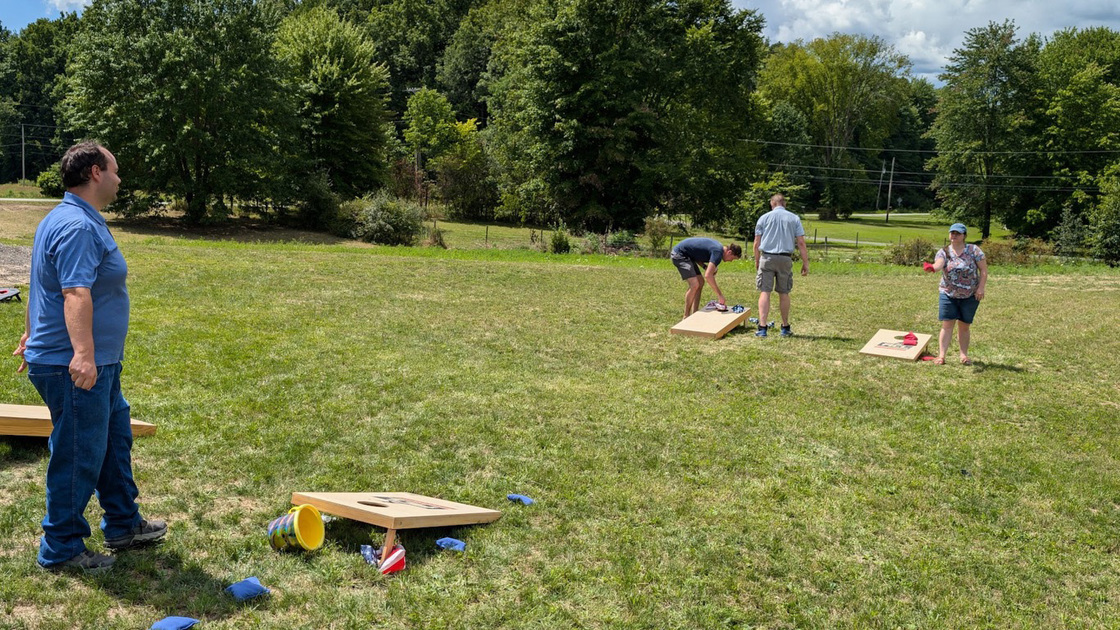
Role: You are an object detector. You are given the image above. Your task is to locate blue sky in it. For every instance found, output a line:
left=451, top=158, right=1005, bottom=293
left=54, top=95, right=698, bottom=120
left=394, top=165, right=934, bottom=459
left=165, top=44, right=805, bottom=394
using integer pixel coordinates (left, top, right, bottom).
left=0, top=1, right=85, bottom=33
left=3, top=0, right=1120, bottom=82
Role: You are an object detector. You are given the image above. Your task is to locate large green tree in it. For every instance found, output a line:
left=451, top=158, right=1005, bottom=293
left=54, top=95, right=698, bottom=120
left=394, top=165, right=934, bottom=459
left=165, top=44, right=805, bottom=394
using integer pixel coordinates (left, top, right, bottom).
left=64, top=0, right=293, bottom=224
left=1015, top=27, right=1120, bottom=239
left=759, top=34, right=911, bottom=218
left=275, top=6, right=392, bottom=200
left=487, top=0, right=764, bottom=230
left=0, top=15, right=79, bottom=184
left=877, top=77, right=939, bottom=212
left=364, top=0, right=483, bottom=113
left=926, top=20, right=1040, bottom=239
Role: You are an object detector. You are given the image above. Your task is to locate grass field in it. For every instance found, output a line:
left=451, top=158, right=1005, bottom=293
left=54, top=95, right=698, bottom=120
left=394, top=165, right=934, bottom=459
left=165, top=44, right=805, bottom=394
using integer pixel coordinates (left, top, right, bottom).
left=799, top=213, right=1014, bottom=247
left=0, top=182, right=46, bottom=200
left=0, top=207, right=1118, bottom=629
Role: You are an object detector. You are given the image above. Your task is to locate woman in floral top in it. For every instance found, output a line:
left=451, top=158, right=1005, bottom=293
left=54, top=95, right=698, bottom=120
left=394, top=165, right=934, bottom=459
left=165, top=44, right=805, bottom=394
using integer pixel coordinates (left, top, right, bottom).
left=926, top=223, right=987, bottom=365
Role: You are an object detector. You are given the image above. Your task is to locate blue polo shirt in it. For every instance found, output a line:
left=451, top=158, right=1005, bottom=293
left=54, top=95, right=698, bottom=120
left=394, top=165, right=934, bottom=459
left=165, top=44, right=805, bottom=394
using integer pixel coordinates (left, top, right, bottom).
left=25, top=192, right=129, bottom=366
left=672, top=237, right=724, bottom=266
left=755, top=206, right=805, bottom=254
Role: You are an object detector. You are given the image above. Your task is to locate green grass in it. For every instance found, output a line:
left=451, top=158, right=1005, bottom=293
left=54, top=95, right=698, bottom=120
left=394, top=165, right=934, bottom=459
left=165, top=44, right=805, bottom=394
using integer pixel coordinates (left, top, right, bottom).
left=0, top=181, right=46, bottom=199
left=1, top=228, right=1118, bottom=629
left=800, top=213, right=1014, bottom=246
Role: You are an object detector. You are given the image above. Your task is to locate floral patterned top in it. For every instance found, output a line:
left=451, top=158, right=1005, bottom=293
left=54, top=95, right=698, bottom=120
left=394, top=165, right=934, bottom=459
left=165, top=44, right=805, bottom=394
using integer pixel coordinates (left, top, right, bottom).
left=936, top=244, right=985, bottom=299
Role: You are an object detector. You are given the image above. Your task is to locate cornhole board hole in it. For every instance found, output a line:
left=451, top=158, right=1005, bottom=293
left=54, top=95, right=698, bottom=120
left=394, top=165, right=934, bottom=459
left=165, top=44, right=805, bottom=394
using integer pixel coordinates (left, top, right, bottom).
left=0, top=403, right=156, bottom=437
left=859, top=329, right=932, bottom=361
left=670, top=308, right=750, bottom=339
left=291, top=492, right=501, bottom=569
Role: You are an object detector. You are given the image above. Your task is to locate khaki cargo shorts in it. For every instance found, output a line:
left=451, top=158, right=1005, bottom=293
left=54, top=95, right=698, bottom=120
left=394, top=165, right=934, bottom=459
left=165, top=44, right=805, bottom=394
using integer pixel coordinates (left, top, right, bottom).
left=756, top=254, right=793, bottom=293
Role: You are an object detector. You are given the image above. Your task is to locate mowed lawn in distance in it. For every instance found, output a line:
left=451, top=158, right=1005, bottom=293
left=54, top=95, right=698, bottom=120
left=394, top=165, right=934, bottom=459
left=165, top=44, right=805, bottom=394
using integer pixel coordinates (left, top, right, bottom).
left=0, top=223, right=1118, bottom=628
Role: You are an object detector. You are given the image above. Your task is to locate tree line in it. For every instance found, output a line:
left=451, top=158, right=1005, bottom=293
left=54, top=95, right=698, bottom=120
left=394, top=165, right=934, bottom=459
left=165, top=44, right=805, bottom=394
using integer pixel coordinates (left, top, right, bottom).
left=1, top=1, right=1118, bottom=262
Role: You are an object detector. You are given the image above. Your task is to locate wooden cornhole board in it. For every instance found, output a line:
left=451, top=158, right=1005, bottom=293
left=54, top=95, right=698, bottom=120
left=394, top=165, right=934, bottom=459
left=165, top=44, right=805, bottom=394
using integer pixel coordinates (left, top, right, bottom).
left=670, top=308, right=750, bottom=339
left=291, top=492, right=501, bottom=568
left=0, top=403, right=156, bottom=437
left=859, top=329, right=932, bottom=361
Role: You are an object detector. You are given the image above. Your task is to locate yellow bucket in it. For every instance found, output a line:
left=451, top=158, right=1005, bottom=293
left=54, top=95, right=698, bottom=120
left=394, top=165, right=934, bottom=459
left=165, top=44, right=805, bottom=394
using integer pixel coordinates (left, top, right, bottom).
left=267, top=504, right=325, bottom=551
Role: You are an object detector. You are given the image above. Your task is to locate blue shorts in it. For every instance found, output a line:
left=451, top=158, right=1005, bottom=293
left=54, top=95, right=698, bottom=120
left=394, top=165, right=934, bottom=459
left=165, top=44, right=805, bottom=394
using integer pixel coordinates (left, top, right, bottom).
left=939, top=293, right=979, bottom=324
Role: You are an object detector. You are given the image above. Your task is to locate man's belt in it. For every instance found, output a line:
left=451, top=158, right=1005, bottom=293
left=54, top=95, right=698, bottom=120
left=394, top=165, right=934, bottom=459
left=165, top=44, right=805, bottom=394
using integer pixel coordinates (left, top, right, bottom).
left=761, top=251, right=791, bottom=256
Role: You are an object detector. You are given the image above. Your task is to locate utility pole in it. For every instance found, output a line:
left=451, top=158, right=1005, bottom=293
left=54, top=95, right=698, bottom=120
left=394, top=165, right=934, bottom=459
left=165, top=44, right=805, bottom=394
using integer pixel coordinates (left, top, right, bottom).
left=875, top=160, right=885, bottom=211
left=21, top=124, right=26, bottom=182
left=885, top=157, right=896, bottom=223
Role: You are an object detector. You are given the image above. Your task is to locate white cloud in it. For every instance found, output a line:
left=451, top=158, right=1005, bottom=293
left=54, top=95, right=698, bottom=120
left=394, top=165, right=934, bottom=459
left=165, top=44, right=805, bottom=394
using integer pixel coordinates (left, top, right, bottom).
left=46, top=0, right=92, bottom=12
left=734, top=0, right=1120, bottom=82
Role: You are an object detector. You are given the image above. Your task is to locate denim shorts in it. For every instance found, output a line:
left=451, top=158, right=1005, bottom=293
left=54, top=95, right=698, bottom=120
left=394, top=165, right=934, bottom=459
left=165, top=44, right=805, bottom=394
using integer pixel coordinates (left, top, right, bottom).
left=939, top=292, right=979, bottom=324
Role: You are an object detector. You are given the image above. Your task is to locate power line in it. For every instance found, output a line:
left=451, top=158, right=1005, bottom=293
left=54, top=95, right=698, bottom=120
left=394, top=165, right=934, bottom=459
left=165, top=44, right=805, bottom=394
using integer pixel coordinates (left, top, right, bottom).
left=745, top=138, right=1120, bottom=156
left=768, top=171, right=1101, bottom=193
left=767, top=162, right=1084, bottom=181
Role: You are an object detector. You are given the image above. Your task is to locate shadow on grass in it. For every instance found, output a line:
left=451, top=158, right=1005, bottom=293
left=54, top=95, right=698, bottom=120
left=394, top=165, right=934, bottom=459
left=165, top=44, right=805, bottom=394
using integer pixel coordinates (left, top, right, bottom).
left=95, top=545, right=241, bottom=620
left=971, top=360, right=1026, bottom=373
left=725, top=326, right=856, bottom=343
left=323, top=518, right=472, bottom=567
left=107, top=215, right=351, bottom=245
left=0, top=436, right=50, bottom=471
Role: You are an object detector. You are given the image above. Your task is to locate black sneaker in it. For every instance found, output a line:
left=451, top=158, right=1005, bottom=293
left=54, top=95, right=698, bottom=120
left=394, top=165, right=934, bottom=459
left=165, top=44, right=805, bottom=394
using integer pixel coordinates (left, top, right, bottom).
left=43, top=550, right=116, bottom=574
left=780, top=325, right=792, bottom=337
left=105, top=519, right=167, bottom=550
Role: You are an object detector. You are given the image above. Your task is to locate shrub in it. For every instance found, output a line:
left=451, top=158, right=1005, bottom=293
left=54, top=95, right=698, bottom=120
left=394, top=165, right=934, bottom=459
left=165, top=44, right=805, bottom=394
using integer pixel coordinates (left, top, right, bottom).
left=643, top=216, right=675, bottom=255
left=1091, top=173, right=1120, bottom=266
left=980, top=238, right=1053, bottom=265
left=583, top=232, right=603, bottom=254
left=549, top=222, right=572, bottom=254
left=607, top=229, right=636, bottom=249
left=294, top=170, right=342, bottom=232
left=883, top=238, right=937, bottom=266
left=36, top=164, right=65, bottom=198
left=1053, top=204, right=1089, bottom=259
left=340, top=192, right=424, bottom=245
left=423, top=224, right=448, bottom=248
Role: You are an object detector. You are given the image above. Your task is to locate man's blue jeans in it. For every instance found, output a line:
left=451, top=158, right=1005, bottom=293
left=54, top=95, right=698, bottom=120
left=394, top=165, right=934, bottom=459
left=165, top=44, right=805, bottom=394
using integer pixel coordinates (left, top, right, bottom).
left=28, top=362, right=141, bottom=566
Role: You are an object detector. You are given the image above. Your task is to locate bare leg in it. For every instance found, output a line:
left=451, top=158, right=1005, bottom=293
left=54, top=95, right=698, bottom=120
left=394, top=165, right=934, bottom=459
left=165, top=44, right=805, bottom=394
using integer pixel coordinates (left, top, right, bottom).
left=779, top=293, right=791, bottom=327
left=958, top=321, right=971, bottom=363
left=936, top=319, right=954, bottom=364
left=758, top=291, right=771, bottom=327
left=684, top=277, right=703, bottom=318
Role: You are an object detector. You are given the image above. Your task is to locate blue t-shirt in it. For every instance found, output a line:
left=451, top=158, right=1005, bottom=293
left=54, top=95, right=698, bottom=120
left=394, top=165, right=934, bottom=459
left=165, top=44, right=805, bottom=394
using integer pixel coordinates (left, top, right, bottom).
left=25, top=192, right=130, bottom=366
left=672, top=237, right=723, bottom=266
left=755, top=206, right=805, bottom=254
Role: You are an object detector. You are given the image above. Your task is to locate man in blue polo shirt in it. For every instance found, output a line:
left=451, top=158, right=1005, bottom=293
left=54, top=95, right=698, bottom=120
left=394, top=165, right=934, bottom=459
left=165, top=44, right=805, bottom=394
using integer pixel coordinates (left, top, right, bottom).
left=670, top=237, right=742, bottom=319
left=13, top=141, right=166, bottom=573
left=753, top=193, right=809, bottom=337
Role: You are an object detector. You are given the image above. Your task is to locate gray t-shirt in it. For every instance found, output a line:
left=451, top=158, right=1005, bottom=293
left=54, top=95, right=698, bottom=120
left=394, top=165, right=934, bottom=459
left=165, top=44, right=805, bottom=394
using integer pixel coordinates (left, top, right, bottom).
left=755, top=207, right=805, bottom=254
left=671, top=237, right=723, bottom=266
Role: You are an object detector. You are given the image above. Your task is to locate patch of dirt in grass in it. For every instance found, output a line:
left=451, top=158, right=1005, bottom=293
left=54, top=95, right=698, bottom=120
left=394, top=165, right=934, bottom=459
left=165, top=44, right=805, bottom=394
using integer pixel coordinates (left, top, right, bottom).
left=0, top=243, right=31, bottom=284
left=5, top=605, right=45, bottom=629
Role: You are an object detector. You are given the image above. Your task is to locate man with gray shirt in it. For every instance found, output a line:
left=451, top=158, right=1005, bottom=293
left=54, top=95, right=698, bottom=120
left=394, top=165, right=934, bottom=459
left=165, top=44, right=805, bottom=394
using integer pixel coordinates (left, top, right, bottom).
left=753, top=194, right=809, bottom=337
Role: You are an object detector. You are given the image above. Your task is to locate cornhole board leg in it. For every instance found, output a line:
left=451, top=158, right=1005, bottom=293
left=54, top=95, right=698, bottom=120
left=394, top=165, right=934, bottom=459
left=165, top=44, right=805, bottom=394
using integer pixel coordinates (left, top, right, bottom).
left=290, top=492, right=502, bottom=569
left=1, top=403, right=155, bottom=437
left=381, top=528, right=397, bottom=569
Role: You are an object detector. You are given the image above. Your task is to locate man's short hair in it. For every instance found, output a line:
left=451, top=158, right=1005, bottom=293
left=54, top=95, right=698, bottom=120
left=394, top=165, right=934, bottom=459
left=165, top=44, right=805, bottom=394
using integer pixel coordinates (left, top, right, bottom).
left=727, top=243, right=743, bottom=257
left=771, top=193, right=786, bottom=206
left=60, top=141, right=109, bottom=189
